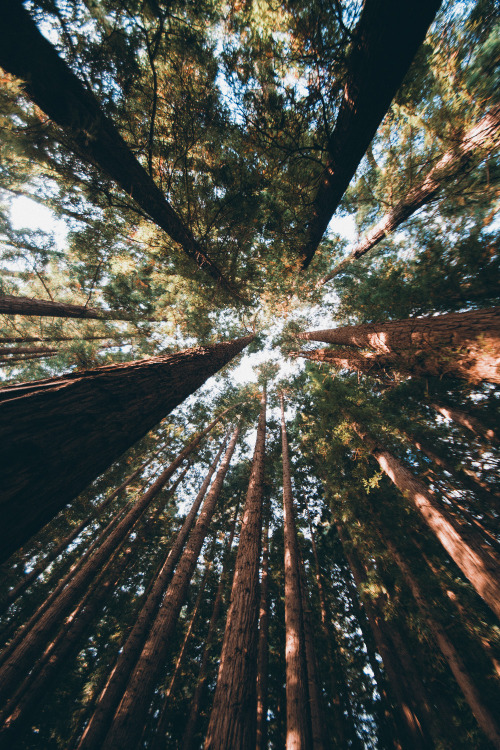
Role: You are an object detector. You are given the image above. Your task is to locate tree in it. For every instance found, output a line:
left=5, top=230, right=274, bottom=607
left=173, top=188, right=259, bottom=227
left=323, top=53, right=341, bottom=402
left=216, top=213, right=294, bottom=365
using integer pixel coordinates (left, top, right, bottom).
left=0, top=293, right=168, bottom=321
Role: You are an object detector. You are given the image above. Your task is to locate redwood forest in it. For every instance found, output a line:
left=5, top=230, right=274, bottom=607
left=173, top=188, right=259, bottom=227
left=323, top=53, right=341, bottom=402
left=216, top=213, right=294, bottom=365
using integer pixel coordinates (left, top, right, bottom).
left=0, top=0, right=499, bottom=748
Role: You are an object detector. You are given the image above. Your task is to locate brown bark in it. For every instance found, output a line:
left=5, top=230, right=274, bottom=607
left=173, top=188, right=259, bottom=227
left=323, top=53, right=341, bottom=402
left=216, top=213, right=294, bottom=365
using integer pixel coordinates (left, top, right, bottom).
left=318, top=106, right=500, bottom=283
left=0, top=417, right=222, bottom=706
left=0, top=334, right=117, bottom=344
left=0, top=334, right=252, bottom=562
left=76, top=433, right=229, bottom=750
left=204, top=390, right=267, bottom=750
left=350, top=421, right=500, bottom=621
left=0, top=294, right=166, bottom=321
left=102, top=426, right=240, bottom=750
left=430, top=402, right=498, bottom=444
left=0, top=352, right=57, bottom=365
left=0, top=346, right=57, bottom=356
left=256, top=515, right=270, bottom=750
left=299, top=0, right=441, bottom=268
left=281, top=394, right=311, bottom=749
left=0, top=3, right=237, bottom=295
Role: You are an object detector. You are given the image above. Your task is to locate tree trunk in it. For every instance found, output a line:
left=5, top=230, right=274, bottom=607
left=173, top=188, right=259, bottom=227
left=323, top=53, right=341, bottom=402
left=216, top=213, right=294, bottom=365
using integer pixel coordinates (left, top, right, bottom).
left=281, top=393, right=311, bottom=749
left=256, top=515, right=270, bottom=750
left=299, top=0, right=441, bottom=268
left=0, top=417, right=222, bottom=705
left=430, top=402, right=498, bottom=444
left=0, top=294, right=168, bottom=321
left=0, top=346, right=57, bottom=356
left=0, top=2, right=237, bottom=295
left=0, top=334, right=252, bottom=562
left=350, top=421, right=500, bottom=621
left=102, top=426, right=240, bottom=750
left=318, top=105, right=500, bottom=283
left=0, top=334, right=119, bottom=344
left=181, top=505, right=240, bottom=750
left=204, top=390, right=267, bottom=750
left=0, top=352, right=57, bottom=365
left=76, top=433, right=230, bottom=750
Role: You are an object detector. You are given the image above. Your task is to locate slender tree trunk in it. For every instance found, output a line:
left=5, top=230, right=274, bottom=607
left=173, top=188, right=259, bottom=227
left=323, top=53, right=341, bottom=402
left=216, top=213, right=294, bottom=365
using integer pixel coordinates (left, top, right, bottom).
left=76, top=433, right=230, bottom=750
left=0, top=346, right=57, bottom=356
left=281, top=393, right=311, bottom=749
left=0, top=334, right=119, bottom=344
left=256, top=515, right=270, bottom=750
left=350, top=421, right=500, bottom=620
left=430, top=402, right=498, bottom=444
left=299, top=0, right=441, bottom=268
left=0, top=417, right=223, bottom=705
left=0, top=294, right=168, bottom=321
left=0, top=334, right=252, bottom=561
left=0, top=3, right=237, bottom=295
left=204, top=390, right=267, bottom=750
left=102, top=426, right=240, bottom=750
left=0, top=352, right=57, bottom=365
left=181, top=504, right=240, bottom=750
left=318, top=106, right=500, bottom=283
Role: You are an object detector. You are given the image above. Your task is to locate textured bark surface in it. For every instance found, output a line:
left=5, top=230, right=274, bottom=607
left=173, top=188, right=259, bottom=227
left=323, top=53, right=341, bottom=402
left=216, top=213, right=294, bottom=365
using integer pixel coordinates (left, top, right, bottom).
left=351, top=422, right=500, bottom=621
left=205, top=390, right=267, bottom=750
left=0, top=335, right=252, bottom=561
left=256, top=516, right=270, bottom=750
left=0, top=294, right=160, bottom=321
left=103, top=427, right=240, bottom=750
left=281, top=394, right=311, bottom=749
left=299, top=0, right=441, bottom=268
left=76, top=435, right=228, bottom=750
left=0, top=334, right=116, bottom=344
left=318, top=105, right=500, bottom=283
left=0, top=3, right=234, bottom=292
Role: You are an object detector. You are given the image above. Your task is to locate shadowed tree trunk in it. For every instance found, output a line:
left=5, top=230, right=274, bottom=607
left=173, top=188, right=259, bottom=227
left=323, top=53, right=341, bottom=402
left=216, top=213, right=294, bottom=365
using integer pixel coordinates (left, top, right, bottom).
left=76, top=433, right=230, bottom=750
left=0, top=294, right=167, bottom=321
left=102, top=426, right=240, bottom=750
left=0, top=334, right=119, bottom=344
left=0, top=2, right=237, bottom=295
left=0, top=334, right=253, bottom=562
left=318, top=106, right=500, bottom=283
left=430, top=402, right=498, bottom=444
left=204, top=389, right=267, bottom=750
left=299, top=0, right=441, bottom=268
left=256, top=514, right=270, bottom=750
left=0, top=345, right=57, bottom=356
left=281, top=393, right=311, bottom=749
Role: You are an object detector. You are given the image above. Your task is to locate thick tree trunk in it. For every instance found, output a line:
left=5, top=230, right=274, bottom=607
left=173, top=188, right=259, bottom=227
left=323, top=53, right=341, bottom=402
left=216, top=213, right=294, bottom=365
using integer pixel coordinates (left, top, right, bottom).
left=299, top=0, right=441, bottom=268
left=281, top=394, right=311, bottom=749
left=0, top=417, right=222, bottom=705
left=76, top=434, right=229, bottom=750
left=0, top=295, right=163, bottom=321
left=318, top=106, right=500, bottom=283
left=181, top=505, right=240, bottom=750
left=430, top=402, right=498, bottom=444
left=204, top=390, right=267, bottom=750
left=256, top=515, right=270, bottom=750
left=0, top=334, right=252, bottom=562
left=350, top=421, right=500, bottom=621
left=102, top=426, right=240, bottom=750
left=0, top=3, right=236, bottom=294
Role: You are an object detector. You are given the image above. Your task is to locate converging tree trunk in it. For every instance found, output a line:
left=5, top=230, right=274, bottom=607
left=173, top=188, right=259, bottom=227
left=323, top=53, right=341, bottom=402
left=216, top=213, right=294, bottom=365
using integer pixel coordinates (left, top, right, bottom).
left=430, top=402, right=498, bottom=444
left=256, top=514, right=270, bottom=750
left=318, top=105, right=500, bottom=284
left=0, top=335, right=252, bottom=561
left=205, top=389, right=267, bottom=750
left=299, top=0, right=441, bottom=268
left=0, top=294, right=166, bottom=321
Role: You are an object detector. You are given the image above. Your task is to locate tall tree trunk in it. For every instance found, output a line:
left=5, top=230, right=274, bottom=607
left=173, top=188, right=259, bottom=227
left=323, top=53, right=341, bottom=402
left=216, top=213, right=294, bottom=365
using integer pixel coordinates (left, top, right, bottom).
left=181, top=504, right=240, bottom=750
left=256, top=515, right=270, bottom=750
left=76, top=433, right=230, bottom=750
left=0, top=334, right=120, bottom=344
left=0, top=3, right=237, bottom=295
left=299, top=0, right=441, bottom=268
left=0, top=352, right=57, bottom=365
left=102, top=426, right=240, bottom=750
left=350, top=421, right=500, bottom=620
left=204, top=390, right=267, bottom=750
left=0, top=345, right=57, bottom=356
left=0, top=334, right=252, bottom=561
left=430, top=402, right=498, bottom=444
left=281, top=393, right=311, bottom=749
left=0, top=295, right=164, bottom=320
left=0, top=417, right=222, bottom=705
left=318, top=105, right=500, bottom=283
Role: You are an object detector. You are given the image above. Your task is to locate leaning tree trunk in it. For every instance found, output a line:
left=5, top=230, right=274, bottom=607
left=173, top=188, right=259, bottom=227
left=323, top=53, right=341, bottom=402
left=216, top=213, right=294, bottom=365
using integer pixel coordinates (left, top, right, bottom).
left=0, top=294, right=166, bottom=321
left=204, top=389, right=267, bottom=750
left=102, top=426, right=240, bottom=750
left=0, top=334, right=121, bottom=344
left=430, top=402, right=498, bottom=444
left=0, top=2, right=237, bottom=295
left=256, top=515, right=270, bottom=750
left=281, top=394, right=311, bottom=749
left=0, top=334, right=252, bottom=562
left=0, top=345, right=57, bottom=356
left=76, top=433, right=230, bottom=750
left=350, top=421, right=500, bottom=621
left=299, top=0, right=441, bottom=268
left=318, top=105, right=500, bottom=283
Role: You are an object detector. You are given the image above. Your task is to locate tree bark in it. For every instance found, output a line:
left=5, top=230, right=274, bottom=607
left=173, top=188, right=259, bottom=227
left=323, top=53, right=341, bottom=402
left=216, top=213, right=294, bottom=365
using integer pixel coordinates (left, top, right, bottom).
left=102, top=426, right=240, bottom=750
left=0, top=2, right=237, bottom=294
left=204, top=389, right=267, bottom=750
left=256, top=515, right=270, bottom=750
left=318, top=105, right=500, bottom=283
left=0, top=295, right=165, bottom=321
left=350, top=421, right=500, bottom=621
left=299, top=0, right=442, bottom=268
left=430, top=402, right=498, bottom=444
left=0, top=334, right=118, bottom=344
left=76, top=433, right=230, bottom=750
left=281, top=393, right=311, bottom=749
left=0, top=346, right=57, bottom=356
left=0, top=334, right=252, bottom=562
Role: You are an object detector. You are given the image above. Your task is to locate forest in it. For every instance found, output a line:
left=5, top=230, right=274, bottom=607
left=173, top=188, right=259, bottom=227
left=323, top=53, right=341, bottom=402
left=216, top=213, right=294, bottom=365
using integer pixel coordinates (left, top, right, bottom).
left=0, top=0, right=499, bottom=748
